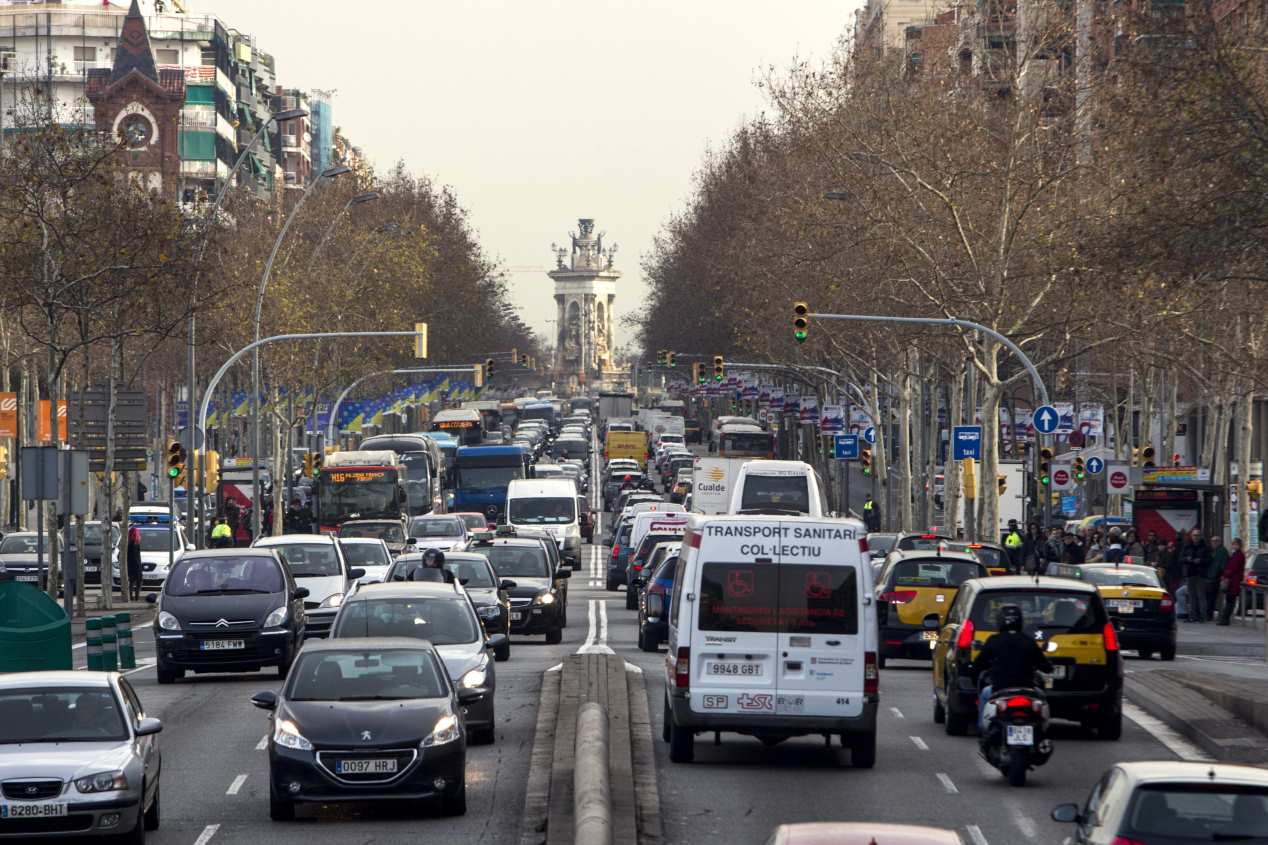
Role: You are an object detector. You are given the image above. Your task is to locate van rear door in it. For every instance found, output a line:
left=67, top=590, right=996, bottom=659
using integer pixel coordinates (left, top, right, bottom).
left=688, top=520, right=782, bottom=717
left=775, top=521, right=867, bottom=719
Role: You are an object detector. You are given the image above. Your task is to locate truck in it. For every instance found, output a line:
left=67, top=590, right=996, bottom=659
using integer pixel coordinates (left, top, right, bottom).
left=691, top=456, right=748, bottom=515
left=604, top=430, right=649, bottom=469
left=597, top=391, right=634, bottom=429
left=452, top=445, right=530, bottom=522
left=952, top=459, right=1026, bottom=536
left=314, top=450, right=407, bottom=534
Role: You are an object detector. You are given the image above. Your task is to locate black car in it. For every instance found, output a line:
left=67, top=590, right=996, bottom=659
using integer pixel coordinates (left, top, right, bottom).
left=471, top=537, right=570, bottom=644
left=60, top=521, right=120, bottom=585
left=383, top=552, right=513, bottom=662
left=154, top=549, right=307, bottom=684
left=251, top=638, right=478, bottom=820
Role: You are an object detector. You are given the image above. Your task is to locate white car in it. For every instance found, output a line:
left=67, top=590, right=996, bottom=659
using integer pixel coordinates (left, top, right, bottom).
left=407, top=515, right=470, bottom=552
left=336, top=537, right=393, bottom=585
left=252, top=534, right=364, bottom=638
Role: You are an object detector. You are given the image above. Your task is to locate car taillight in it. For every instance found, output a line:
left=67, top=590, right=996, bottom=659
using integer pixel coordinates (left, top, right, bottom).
left=1103, top=621, right=1120, bottom=652
left=864, top=652, right=878, bottom=694
left=878, top=590, right=918, bottom=604
left=1109, top=837, right=1146, bottom=845
left=612, top=545, right=620, bottom=559
left=1160, top=593, right=1174, bottom=611
left=632, top=561, right=643, bottom=572
left=858, top=537, right=869, bottom=554
left=674, top=647, right=690, bottom=688
left=955, top=620, right=975, bottom=650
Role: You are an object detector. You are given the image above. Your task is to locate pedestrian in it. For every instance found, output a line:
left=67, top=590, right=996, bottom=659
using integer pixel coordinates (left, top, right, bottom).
left=1125, top=530, right=1146, bottom=562
left=1160, top=537, right=1182, bottom=592
left=1179, top=528, right=1211, bottom=623
left=1024, top=522, right=1043, bottom=573
left=125, top=524, right=142, bottom=601
left=1041, top=527, right=1063, bottom=574
left=862, top=497, right=880, bottom=532
left=1103, top=529, right=1125, bottom=564
left=1206, top=536, right=1228, bottom=622
left=1002, top=519, right=1024, bottom=573
left=210, top=518, right=233, bottom=548
left=1062, top=532, right=1085, bottom=565
left=1218, top=538, right=1246, bottom=625
left=1144, top=531, right=1162, bottom=566
left=283, top=498, right=312, bottom=534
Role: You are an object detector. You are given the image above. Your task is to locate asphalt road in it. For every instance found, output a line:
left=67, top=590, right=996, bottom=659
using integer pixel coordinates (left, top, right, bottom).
left=86, top=443, right=1210, bottom=845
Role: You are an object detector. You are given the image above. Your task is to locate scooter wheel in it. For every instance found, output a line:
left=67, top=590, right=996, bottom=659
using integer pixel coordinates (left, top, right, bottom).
left=1007, top=751, right=1028, bottom=787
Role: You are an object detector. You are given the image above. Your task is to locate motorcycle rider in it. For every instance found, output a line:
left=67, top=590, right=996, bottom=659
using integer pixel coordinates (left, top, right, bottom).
left=971, top=604, right=1053, bottom=730
left=408, top=548, right=455, bottom=584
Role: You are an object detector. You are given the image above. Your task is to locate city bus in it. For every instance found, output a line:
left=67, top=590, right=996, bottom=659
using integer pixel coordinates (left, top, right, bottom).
left=452, top=445, right=530, bottom=522
left=359, top=433, right=442, bottom=515
left=431, top=408, right=483, bottom=447
left=315, top=450, right=407, bottom=534
left=717, top=423, right=776, bottom=459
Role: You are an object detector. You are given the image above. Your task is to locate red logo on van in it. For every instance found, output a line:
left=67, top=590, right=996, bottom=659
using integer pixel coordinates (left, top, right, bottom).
left=804, top=570, right=832, bottom=599
left=725, top=569, right=754, bottom=598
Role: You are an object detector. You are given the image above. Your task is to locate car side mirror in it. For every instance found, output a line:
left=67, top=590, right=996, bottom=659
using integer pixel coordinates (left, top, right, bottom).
left=555, top=568, right=571, bottom=579
left=293, top=586, right=310, bottom=600
left=485, top=633, right=508, bottom=652
left=348, top=568, right=366, bottom=580
left=185, top=544, right=195, bottom=552
left=135, top=717, right=162, bottom=736
left=457, top=687, right=485, bottom=704
left=922, top=613, right=942, bottom=631
left=1050, top=803, right=1081, bottom=824
left=499, top=579, right=517, bottom=591
left=251, top=691, right=278, bottom=711
left=144, top=593, right=158, bottom=604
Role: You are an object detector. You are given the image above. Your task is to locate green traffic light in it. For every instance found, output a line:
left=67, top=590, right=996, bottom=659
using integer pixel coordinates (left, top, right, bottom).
left=794, top=330, right=808, bottom=343
left=1041, top=475, right=1051, bottom=486
left=168, top=467, right=180, bottom=478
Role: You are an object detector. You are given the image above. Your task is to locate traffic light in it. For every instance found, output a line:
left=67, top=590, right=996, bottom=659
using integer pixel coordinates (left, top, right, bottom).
left=167, top=439, right=186, bottom=482
left=1073, top=456, right=1086, bottom=481
left=793, top=301, right=809, bottom=344
left=860, top=443, right=873, bottom=476
left=712, top=355, right=724, bottom=382
left=473, top=363, right=485, bottom=388
left=1249, top=480, right=1263, bottom=502
left=312, top=450, right=323, bottom=478
left=485, top=357, right=496, bottom=382
left=1172, top=453, right=1182, bottom=467
left=1141, top=446, right=1156, bottom=468
left=656, top=349, right=666, bottom=366
left=1039, top=446, right=1053, bottom=486
left=666, top=351, right=676, bottom=368
left=204, top=450, right=220, bottom=490
left=998, top=474, right=1007, bottom=495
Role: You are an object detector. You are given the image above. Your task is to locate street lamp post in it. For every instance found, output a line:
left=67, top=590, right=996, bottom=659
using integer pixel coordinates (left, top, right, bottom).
left=250, top=165, right=353, bottom=539
left=188, top=107, right=306, bottom=549
left=307, top=191, right=380, bottom=272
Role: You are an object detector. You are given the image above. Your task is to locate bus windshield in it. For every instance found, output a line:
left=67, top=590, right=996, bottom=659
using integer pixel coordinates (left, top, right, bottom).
left=720, top=430, right=774, bottom=457
left=319, top=468, right=400, bottom=524
left=457, top=464, right=526, bottom=491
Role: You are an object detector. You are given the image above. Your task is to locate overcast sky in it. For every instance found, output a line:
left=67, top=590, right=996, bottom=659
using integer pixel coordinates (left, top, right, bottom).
left=181, top=0, right=857, bottom=349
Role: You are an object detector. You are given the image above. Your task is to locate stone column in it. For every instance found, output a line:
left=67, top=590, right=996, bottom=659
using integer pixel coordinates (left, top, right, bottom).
left=555, top=294, right=566, bottom=373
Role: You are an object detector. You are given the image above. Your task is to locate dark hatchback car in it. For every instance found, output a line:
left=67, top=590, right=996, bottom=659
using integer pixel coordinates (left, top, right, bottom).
left=385, top=551, right=514, bottom=662
left=252, top=638, right=478, bottom=820
left=473, top=537, right=570, bottom=644
left=154, top=549, right=307, bottom=684
left=338, top=519, right=409, bottom=557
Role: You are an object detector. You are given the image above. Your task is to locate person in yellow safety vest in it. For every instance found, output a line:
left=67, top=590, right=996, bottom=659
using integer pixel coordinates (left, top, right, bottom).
left=210, top=518, right=233, bottom=548
left=862, top=497, right=880, bottom=532
left=1002, top=519, right=1024, bottom=573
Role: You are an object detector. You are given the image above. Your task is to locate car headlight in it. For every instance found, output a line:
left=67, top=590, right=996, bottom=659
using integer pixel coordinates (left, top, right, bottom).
left=421, top=712, right=460, bottom=747
left=318, top=592, right=345, bottom=609
left=460, top=663, right=488, bottom=689
left=263, top=606, right=288, bottom=628
left=157, top=611, right=180, bottom=631
left=477, top=605, right=501, bottom=620
left=272, top=718, right=313, bottom=751
left=535, top=591, right=555, bottom=606
left=74, top=771, right=128, bottom=793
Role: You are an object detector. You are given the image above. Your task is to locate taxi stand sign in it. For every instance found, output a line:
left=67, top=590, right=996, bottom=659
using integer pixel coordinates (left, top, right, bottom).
left=952, top=425, right=982, bottom=461
left=834, top=433, right=860, bottom=460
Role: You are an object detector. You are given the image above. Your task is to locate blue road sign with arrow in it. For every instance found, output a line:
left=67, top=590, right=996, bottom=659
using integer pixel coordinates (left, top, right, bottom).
left=863, top=426, right=876, bottom=444
left=834, top=434, right=860, bottom=460
left=1085, top=456, right=1104, bottom=475
left=1033, top=404, right=1060, bottom=434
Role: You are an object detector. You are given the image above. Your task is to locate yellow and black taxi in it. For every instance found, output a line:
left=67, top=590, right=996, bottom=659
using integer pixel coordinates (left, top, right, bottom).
left=1049, top=562, right=1176, bottom=661
left=930, top=576, right=1124, bottom=740
left=946, top=541, right=1010, bottom=576
left=875, top=549, right=987, bottom=668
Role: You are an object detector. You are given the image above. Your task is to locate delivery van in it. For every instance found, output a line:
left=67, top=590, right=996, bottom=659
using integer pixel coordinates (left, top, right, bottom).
left=605, top=430, right=650, bottom=469
left=728, top=460, right=828, bottom=517
left=662, top=514, right=878, bottom=766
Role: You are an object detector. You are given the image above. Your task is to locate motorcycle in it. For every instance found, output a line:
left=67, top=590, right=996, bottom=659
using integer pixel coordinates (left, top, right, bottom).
left=978, top=674, right=1054, bottom=787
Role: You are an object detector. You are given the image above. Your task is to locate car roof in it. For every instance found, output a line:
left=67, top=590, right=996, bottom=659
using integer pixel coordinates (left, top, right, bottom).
left=974, top=575, right=1099, bottom=593
left=337, top=537, right=388, bottom=546
left=2, top=532, right=37, bottom=538
left=296, top=636, right=441, bottom=654
left=768, top=823, right=962, bottom=845
left=341, top=519, right=400, bottom=525
left=0, top=670, right=113, bottom=689
left=346, top=582, right=464, bottom=600
left=1113, top=760, right=1268, bottom=786
left=181, top=548, right=279, bottom=559
left=254, top=534, right=334, bottom=545
left=886, top=549, right=980, bottom=564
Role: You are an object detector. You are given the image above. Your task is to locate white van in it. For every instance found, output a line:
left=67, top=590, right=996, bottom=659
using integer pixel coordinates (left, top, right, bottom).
left=728, top=460, right=828, bottom=517
left=661, top=514, right=878, bottom=766
left=505, top=478, right=582, bottom=566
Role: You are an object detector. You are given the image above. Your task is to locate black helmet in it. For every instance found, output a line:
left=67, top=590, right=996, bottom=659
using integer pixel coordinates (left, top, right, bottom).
left=422, top=548, right=446, bottom=568
left=997, top=604, right=1024, bottom=634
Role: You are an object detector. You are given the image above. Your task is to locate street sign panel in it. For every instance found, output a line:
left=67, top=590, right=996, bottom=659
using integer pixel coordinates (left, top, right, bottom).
left=1085, top=456, right=1104, bottom=475
left=1033, top=405, right=1060, bottom=434
left=1051, top=466, right=1074, bottom=491
left=834, top=434, right=860, bottom=461
left=1106, top=461, right=1132, bottom=495
left=863, top=426, right=876, bottom=444
left=952, top=425, right=982, bottom=461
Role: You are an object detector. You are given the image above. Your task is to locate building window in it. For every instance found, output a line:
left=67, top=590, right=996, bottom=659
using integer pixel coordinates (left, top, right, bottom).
left=200, top=47, right=216, bottom=67
left=73, top=46, right=96, bottom=62
left=156, top=48, right=180, bottom=65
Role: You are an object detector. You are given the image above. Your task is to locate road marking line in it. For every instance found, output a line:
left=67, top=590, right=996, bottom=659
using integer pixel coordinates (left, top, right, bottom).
left=226, top=774, right=247, bottom=795
left=547, top=662, right=563, bottom=672
left=909, top=735, right=928, bottom=751
left=936, top=772, right=958, bottom=794
left=193, top=823, right=220, bottom=845
left=578, top=599, right=597, bottom=652
left=890, top=706, right=905, bottom=719
left=1123, top=700, right=1209, bottom=761
left=965, top=825, right=988, bottom=845
left=255, top=735, right=268, bottom=751
left=1009, top=803, right=1037, bottom=839
left=577, top=598, right=614, bottom=654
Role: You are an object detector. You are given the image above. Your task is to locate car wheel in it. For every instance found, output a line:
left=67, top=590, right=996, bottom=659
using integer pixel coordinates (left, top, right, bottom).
left=668, top=715, right=694, bottom=763
left=276, top=653, right=293, bottom=680
left=944, top=685, right=970, bottom=736
left=625, top=588, right=638, bottom=611
left=269, top=781, right=296, bottom=822
left=570, top=558, right=582, bottom=570
left=877, top=653, right=887, bottom=670
left=560, top=605, right=568, bottom=628
left=143, top=784, right=160, bottom=831
left=849, top=731, right=877, bottom=768
left=494, top=640, right=511, bottom=662
left=933, top=694, right=946, bottom=725
left=1161, top=643, right=1176, bottom=661
left=662, top=697, right=672, bottom=743
left=640, top=627, right=659, bottom=653
left=440, top=780, right=467, bottom=816
left=122, top=797, right=146, bottom=844
left=545, top=627, right=563, bottom=645
left=606, top=581, right=620, bottom=592
left=1139, top=650, right=1154, bottom=660
left=155, top=663, right=182, bottom=685
left=1007, top=750, right=1028, bottom=786
left=1099, top=710, right=1123, bottom=741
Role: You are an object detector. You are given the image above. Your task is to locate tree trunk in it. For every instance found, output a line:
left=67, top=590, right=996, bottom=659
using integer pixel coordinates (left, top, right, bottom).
left=1236, top=390, right=1253, bottom=543
left=898, top=348, right=914, bottom=533
left=869, top=370, right=890, bottom=530
left=975, top=341, right=1002, bottom=544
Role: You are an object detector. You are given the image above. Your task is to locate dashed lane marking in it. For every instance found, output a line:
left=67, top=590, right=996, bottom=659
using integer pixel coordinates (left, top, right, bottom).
left=577, top=598, right=614, bottom=655
left=908, top=735, right=928, bottom=751
left=936, top=772, right=958, bottom=794
left=255, top=735, right=268, bottom=752
left=890, top=706, right=905, bottom=719
left=1009, top=803, right=1037, bottom=839
left=193, top=824, right=221, bottom=845
left=226, top=774, right=247, bottom=795
left=965, top=824, right=989, bottom=845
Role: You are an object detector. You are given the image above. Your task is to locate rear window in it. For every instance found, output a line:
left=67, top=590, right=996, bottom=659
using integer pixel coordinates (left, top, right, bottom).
left=738, top=475, right=809, bottom=513
left=698, top=562, right=858, bottom=635
left=1123, top=783, right=1268, bottom=841
left=969, top=590, right=1105, bottom=634
left=897, top=534, right=952, bottom=551
left=891, top=559, right=984, bottom=589
left=634, top=532, right=683, bottom=562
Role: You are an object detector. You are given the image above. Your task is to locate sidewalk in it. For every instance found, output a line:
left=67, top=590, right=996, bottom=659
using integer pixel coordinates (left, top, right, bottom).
left=1127, top=668, right=1268, bottom=765
left=69, top=598, right=156, bottom=644
left=1176, top=614, right=1266, bottom=659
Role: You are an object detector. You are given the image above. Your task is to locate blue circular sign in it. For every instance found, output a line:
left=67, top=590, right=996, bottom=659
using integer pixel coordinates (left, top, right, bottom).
left=1033, top=405, right=1060, bottom=434
left=863, top=426, right=876, bottom=444
left=1085, top=456, right=1104, bottom=475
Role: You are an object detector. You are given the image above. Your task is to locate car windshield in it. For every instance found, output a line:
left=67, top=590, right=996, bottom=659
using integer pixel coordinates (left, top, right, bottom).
left=410, top=518, right=462, bottom=538
left=898, top=535, right=952, bottom=551
left=458, top=514, right=488, bottom=531
left=739, top=475, right=810, bottom=513
left=166, top=556, right=284, bottom=595
left=443, top=557, right=496, bottom=587
left=1080, top=566, right=1162, bottom=588
left=0, top=687, right=127, bottom=743
left=136, top=529, right=179, bottom=552
left=868, top=535, right=897, bottom=554
left=334, top=596, right=480, bottom=644
left=287, top=649, right=448, bottom=702
left=509, top=497, right=576, bottom=525
left=970, top=590, right=1105, bottom=634
left=340, top=523, right=405, bottom=543
left=457, top=465, right=526, bottom=491
left=890, top=559, right=984, bottom=588
left=1122, top=783, right=1268, bottom=842
left=485, top=545, right=550, bottom=578
left=78, top=524, right=118, bottom=546
left=0, top=536, right=36, bottom=554
left=339, top=542, right=390, bottom=568
left=271, top=543, right=342, bottom=577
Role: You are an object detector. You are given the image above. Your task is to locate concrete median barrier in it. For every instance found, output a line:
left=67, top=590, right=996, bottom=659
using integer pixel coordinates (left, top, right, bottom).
left=575, top=702, right=611, bottom=845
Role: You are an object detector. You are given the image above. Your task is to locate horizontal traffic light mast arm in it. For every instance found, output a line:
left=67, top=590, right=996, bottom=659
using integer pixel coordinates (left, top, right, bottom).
left=806, top=311, right=1050, bottom=407
left=326, top=364, right=490, bottom=443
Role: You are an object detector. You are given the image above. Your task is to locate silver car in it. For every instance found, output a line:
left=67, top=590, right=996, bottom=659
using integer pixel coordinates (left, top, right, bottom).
left=0, top=671, right=161, bottom=843
left=0, top=533, right=47, bottom=589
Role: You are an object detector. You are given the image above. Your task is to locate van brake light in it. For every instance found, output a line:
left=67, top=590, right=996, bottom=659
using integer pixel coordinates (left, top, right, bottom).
left=1103, top=621, right=1120, bottom=652
left=858, top=537, right=869, bottom=554
left=955, top=620, right=975, bottom=650
left=864, top=652, right=878, bottom=695
left=674, top=647, right=690, bottom=689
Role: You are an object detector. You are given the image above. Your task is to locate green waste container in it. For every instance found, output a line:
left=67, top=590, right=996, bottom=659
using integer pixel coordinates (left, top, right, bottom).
left=0, top=580, right=72, bottom=672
